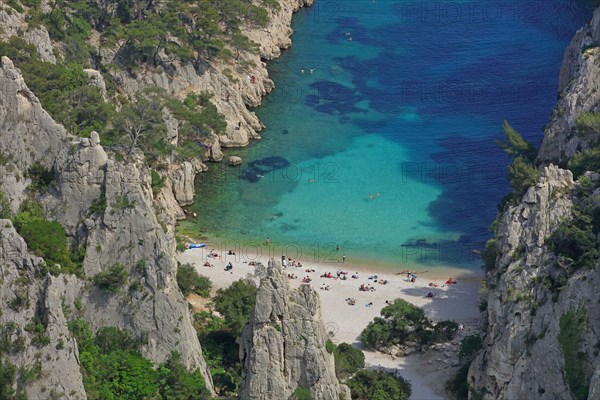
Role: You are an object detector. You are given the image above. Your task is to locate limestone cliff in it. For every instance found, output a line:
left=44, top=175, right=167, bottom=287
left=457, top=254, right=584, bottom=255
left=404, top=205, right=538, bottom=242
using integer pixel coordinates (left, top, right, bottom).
left=97, top=0, right=314, bottom=149
left=0, top=220, right=86, bottom=399
left=239, top=259, right=349, bottom=400
left=537, top=7, right=600, bottom=164
left=470, top=7, right=600, bottom=399
left=0, top=56, right=214, bottom=394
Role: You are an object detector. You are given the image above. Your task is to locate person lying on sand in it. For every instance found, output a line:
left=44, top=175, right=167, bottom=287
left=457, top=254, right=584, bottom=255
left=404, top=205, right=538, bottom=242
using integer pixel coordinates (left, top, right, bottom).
left=385, top=299, right=395, bottom=305
left=428, top=282, right=439, bottom=287
left=446, top=277, right=458, bottom=284
left=346, top=298, right=356, bottom=305
left=302, top=276, right=312, bottom=283
left=203, top=262, right=214, bottom=267
left=426, top=292, right=436, bottom=298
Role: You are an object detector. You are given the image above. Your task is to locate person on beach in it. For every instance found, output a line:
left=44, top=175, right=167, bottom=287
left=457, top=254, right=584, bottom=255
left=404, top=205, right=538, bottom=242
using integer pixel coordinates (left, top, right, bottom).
left=265, top=238, right=270, bottom=246
left=342, top=254, right=346, bottom=263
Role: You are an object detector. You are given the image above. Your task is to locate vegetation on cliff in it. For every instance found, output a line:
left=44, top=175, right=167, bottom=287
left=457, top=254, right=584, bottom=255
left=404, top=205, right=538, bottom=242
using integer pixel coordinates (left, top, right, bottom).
left=347, top=369, right=412, bottom=400
left=191, top=279, right=257, bottom=396
left=176, top=263, right=212, bottom=297
left=558, top=306, right=593, bottom=400
left=69, top=319, right=211, bottom=400
left=0, top=0, right=281, bottom=165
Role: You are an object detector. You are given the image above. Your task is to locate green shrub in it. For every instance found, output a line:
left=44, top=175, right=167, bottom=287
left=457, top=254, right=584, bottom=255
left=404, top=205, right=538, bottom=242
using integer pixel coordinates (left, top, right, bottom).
left=89, top=193, right=107, bottom=214
left=176, top=263, right=212, bottom=297
left=333, top=343, right=365, bottom=380
left=24, top=316, right=50, bottom=347
left=576, top=111, right=600, bottom=133
left=507, top=156, right=539, bottom=198
left=325, top=339, right=336, bottom=354
left=151, top=170, right=166, bottom=195
left=0, top=357, right=18, bottom=399
left=14, top=214, right=79, bottom=275
left=496, top=121, right=537, bottom=162
left=0, top=37, right=111, bottom=136
left=547, top=213, right=598, bottom=271
left=559, top=306, right=592, bottom=400
left=92, top=263, right=128, bottom=293
left=445, top=363, right=470, bottom=400
left=482, top=239, right=498, bottom=271
left=432, top=320, right=459, bottom=343
left=213, top=280, right=258, bottom=336
left=458, top=335, right=483, bottom=364
left=292, top=387, right=313, bottom=400
left=157, top=352, right=211, bottom=400
left=568, top=147, right=600, bottom=178
left=360, top=299, right=428, bottom=348
left=26, top=162, right=54, bottom=193
left=19, top=361, right=42, bottom=383
left=348, top=369, right=411, bottom=400
left=197, top=327, right=240, bottom=395
left=194, top=311, right=241, bottom=396
left=94, top=327, right=137, bottom=353
left=112, top=194, right=135, bottom=210
left=0, top=191, right=11, bottom=219
left=69, top=319, right=210, bottom=400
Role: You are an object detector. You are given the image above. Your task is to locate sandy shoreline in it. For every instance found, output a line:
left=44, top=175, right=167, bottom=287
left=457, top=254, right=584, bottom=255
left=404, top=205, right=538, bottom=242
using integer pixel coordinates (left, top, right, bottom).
left=178, top=246, right=482, bottom=399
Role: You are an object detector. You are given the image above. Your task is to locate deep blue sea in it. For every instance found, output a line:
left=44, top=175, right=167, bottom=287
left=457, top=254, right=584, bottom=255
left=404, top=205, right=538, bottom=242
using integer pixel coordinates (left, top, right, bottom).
left=189, top=0, right=595, bottom=271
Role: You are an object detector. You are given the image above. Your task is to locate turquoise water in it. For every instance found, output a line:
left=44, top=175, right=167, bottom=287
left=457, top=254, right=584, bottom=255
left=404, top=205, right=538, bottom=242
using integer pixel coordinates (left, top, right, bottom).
left=190, top=0, right=595, bottom=269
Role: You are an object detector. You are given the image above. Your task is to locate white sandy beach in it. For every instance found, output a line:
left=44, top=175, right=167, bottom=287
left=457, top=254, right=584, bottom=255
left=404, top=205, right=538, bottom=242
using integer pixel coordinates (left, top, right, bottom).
left=179, top=246, right=482, bottom=399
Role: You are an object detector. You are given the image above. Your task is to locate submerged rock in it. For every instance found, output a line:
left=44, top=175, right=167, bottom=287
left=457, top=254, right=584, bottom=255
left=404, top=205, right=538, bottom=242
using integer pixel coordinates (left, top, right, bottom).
left=229, top=156, right=243, bottom=166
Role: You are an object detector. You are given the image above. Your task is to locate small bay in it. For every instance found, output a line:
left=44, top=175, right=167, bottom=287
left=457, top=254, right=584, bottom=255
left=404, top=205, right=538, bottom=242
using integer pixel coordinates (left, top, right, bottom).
left=189, top=0, right=594, bottom=271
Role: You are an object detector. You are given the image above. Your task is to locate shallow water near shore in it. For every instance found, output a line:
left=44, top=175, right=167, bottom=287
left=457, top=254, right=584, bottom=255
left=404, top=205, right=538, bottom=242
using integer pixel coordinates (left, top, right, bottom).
left=189, top=0, right=594, bottom=271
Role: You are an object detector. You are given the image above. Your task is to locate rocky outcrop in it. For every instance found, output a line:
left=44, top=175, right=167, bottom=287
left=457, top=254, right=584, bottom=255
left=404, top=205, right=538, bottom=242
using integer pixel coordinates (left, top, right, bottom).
left=0, top=7, right=56, bottom=63
left=537, top=7, right=600, bottom=164
left=472, top=7, right=600, bottom=399
left=246, top=0, right=314, bottom=60
left=0, top=56, right=215, bottom=393
left=468, top=166, right=589, bottom=399
left=0, top=56, right=70, bottom=211
left=0, top=220, right=87, bottom=399
left=239, top=259, right=348, bottom=400
left=84, top=69, right=108, bottom=101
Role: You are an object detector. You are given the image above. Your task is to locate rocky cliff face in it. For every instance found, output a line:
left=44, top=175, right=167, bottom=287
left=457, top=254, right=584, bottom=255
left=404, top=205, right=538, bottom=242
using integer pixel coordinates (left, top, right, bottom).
left=239, top=259, right=348, bottom=400
left=470, top=7, right=600, bottom=399
left=98, top=0, right=314, bottom=149
left=0, top=56, right=214, bottom=394
left=537, top=7, right=600, bottom=164
left=0, top=220, right=87, bottom=399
